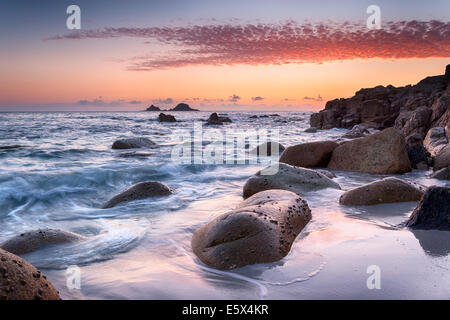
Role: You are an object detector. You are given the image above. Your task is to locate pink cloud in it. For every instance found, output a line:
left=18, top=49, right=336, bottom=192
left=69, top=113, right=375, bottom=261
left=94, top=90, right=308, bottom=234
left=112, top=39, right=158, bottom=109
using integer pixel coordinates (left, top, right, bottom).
left=46, top=20, right=450, bottom=70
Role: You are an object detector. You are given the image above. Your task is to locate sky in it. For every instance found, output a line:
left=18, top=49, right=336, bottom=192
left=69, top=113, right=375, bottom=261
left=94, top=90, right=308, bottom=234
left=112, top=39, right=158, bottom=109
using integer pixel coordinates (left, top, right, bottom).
left=0, top=0, right=449, bottom=111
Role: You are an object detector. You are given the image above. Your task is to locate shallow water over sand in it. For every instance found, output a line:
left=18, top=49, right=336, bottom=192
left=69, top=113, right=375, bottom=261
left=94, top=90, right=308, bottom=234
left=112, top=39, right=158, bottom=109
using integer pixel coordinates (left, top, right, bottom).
left=0, top=111, right=449, bottom=299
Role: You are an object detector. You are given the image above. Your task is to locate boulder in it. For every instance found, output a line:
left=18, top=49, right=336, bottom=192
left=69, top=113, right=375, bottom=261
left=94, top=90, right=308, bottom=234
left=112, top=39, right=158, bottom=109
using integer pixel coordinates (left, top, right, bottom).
left=279, top=141, right=338, bottom=168
left=206, top=112, right=232, bottom=125
left=406, top=187, right=450, bottom=230
left=430, top=166, right=450, bottom=180
left=327, top=128, right=412, bottom=174
left=406, top=133, right=430, bottom=170
left=0, top=249, right=60, bottom=300
left=304, top=127, right=317, bottom=133
left=243, top=163, right=340, bottom=199
left=158, top=113, right=176, bottom=122
left=424, top=127, right=448, bottom=157
left=396, top=106, right=431, bottom=138
left=249, top=142, right=285, bottom=156
left=316, top=169, right=337, bottom=179
left=339, top=177, right=425, bottom=206
left=341, top=124, right=370, bottom=139
left=434, top=144, right=450, bottom=171
left=103, top=181, right=173, bottom=208
left=1, top=229, right=82, bottom=255
left=191, top=190, right=312, bottom=270
left=112, top=137, right=156, bottom=149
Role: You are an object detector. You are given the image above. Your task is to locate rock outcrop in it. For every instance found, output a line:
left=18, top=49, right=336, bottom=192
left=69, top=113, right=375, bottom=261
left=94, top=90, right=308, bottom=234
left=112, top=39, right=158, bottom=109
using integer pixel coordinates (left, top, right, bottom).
left=1, top=229, right=82, bottom=255
left=339, top=177, right=425, bottom=206
left=206, top=112, right=232, bottom=125
left=327, top=128, right=412, bottom=174
left=103, top=181, right=173, bottom=208
left=406, top=187, right=450, bottom=230
left=279, top=141, right=338, bottom=168
left=0, top=249, right=60, bottom=300
left=146, top=105, right=161, bottom=111
left=191, top=190, right=311, bottom=270
left=169, top=103, right=199, bottom=111
left=112, top=137, right=156, bottom=149
left=158, top=113, right=176, bottom=122
left=243, top=163, right=340, bottom=199
left=424, top=127, right=448, bottom=157
left=249, top=142, right=285, bottom=156
left=310, top=65, right=450, bottom=138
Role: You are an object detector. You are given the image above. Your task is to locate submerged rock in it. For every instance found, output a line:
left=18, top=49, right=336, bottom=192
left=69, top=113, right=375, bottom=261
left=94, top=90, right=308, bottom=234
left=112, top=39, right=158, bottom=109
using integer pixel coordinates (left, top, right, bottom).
left=304, top=127, right=317, bottom=133
left=191, top=190, right=312, bottom=270
left=327, top=128, right=412, bottom=174
left=112, top=137, right=156, bottom=149
left=406, top=187, right=450, bottom=230
left=1, top=229, right=83, bottom=255
left=158, top=113, right=176, bottom=122
left=0, top=249, right=61, bottom=300
left=243, top=163, right=340, bottom=199
left=279, top=140, right=338, bottom=168
left=249, top=141, right=285, bottom=156
left=103, top=181, right=173, bottom=209
left=0, top=145, right=24, bottom=150
left=339, top=177, right=425, bottom=206
left=206, top=112, right=232, bottom=125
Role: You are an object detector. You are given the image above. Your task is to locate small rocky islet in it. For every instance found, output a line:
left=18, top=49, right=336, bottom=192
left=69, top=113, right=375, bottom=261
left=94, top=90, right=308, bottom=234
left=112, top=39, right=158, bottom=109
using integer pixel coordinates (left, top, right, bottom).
left=2, top=68, right=449, bottom=298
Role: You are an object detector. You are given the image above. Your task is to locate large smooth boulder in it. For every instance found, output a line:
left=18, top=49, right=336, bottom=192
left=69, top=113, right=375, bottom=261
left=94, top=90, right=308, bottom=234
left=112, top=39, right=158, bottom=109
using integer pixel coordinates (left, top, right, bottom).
left=158, top=113, right=176, bottom=122
left=327, top=128, right=412, bottom=174
left=430, top=166, right=450, bottom=180
left=406, top=187, right=450, bottom=230
left=0, top=249, right=60, bottom=300
left=243, top=163, right=340, bottom=199
left=424, top=127, right=448, bottom=157
left=191, top=190, right=312, bottom=270
left=112, top=138, right=156, bottom=149
left=279, top=141, right=338, bottom=168
left=339, top=177, right=425, bottom=206
left=434, top=144, right=450, bottom=171
left=249, top=142, right=285, bottom=156
left=1, top=229, right=82, bottom=255
left=103, top=181, right=173, bottom=208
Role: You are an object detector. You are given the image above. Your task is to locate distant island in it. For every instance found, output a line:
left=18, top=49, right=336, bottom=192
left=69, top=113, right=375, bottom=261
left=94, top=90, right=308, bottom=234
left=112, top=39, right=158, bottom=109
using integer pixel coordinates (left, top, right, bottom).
left=146, top=103, right=199, bottom=112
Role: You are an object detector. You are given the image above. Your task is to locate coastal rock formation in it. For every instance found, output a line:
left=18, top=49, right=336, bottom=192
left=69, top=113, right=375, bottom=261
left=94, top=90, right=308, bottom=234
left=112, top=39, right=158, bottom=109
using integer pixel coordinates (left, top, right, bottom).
left=206, top=112, right=232, bottom=125
left=424, top=127, right=448, bottom=157
left=430, top=166, right=450, bottom=180
left=406, top=133, right=430, bottom=170
left=341, top=124, right=370, bottom=139
left=406, top=187, right=450, bottom=230
left=112, top=137, right=156, bottom=149
left=310, top=65, right=450, bottom=138
left=1, top=229, right=82, bottom=255
left=158, top=113, right=176, bottom=123
left=249, top=141, right=285, bottom=156
left=103, top=181, right=173, bottom=208
left=279, top=141, right=338, bottom=168
left=146, top=105, right=161, bottom=111
left=170, top=103, right=199, bottom=111
left=339, top=177, right=425, bottom=206
left=434, top=144, right=450, bottom=171
left=327, top=128, right=412, bottom=174
left=191, top=190, right=311, bottom=270
left=0, top=249, right=60, bottom=300
left=243, top=163, right=340, bottom=199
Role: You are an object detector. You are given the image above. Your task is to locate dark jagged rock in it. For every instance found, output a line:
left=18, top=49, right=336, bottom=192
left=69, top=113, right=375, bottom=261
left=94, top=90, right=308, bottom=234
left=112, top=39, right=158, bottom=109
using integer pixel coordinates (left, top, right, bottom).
left=339, top=177, right=425, bottom=206
left=169, top=103, right=199, bottom=111
left=406, top=187, right=450, bottom=230
left=341, top=124, right=370, bottom=139
left=310, top=65, right=450, bottom=138
left=158, top=113, right=176, bottom=123
left=206, top=112, right=232, bottom=125
left=0, top=249, right=61, bottom=300
left=103, top=181, right=173, bottom=208
left=279, top=141, right=338, bottom=168
left=112, top=137, right=156, bottom=149
left=146, top=105, right=161, bottom=111
left=327, top=128, right=412, bottom=174
left=1, top=229, right=82, bottom=255
left=249, top=141, right=285, bottom=156
left=406, top=133, right=430, bottom=170
left=191, top=190, right=311, bottom=270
